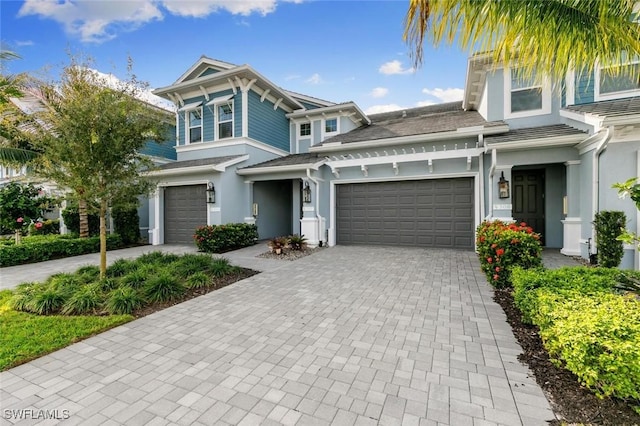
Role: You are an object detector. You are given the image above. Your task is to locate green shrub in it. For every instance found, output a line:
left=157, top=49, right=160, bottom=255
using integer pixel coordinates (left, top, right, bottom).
left=288, top=234, right=308, bottom=251
left=9, top=283, right=39, bottom=312
left=62, top=286, right=102, bottom=315
left=0, top=234, right=124, bottom=267
left=76, top=265, right=101, bottom=283
left=594, top=210, right=627, bottom=268
left=97, top=278, right=120, bottom=292
left=106, top=287, right=144, bottom=315
left=512, top=267, right=622, bottom=324
left=136, top=251, right=167, bottom=265
left=121, top=270, right=147, bottom=289
left=174, top=254, right=214, bottom=278
left=112, top=206, right=140, bottom=245
left=194, top=223, right=258, bottom=253
left=185, top=272, right=210, bottom=289
left=28, top=219, right=60, bottom=236
left=61, top=202, right=100, bottom=236
left=47, top=273, right=83, bottom=296
left=27, top=287, right=67, bottom=315
left=476, top=220, right=542, bottom=287
left=540, top=293, right=640, bottom=401
left=211, top=257, right=236, bottom=278
left=106, top=258, right=138, bottom=278
left=144, top=273, right=185, bottom=303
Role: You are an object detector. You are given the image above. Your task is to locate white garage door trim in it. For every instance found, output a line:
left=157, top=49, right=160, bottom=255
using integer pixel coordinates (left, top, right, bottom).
left=155, top=180, right=211, bottom=245
left=329, top=172, right=481, bottom=247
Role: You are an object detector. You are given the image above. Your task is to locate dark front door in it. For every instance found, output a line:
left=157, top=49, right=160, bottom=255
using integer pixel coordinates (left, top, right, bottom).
left=512, top=169, right=545, bottom=243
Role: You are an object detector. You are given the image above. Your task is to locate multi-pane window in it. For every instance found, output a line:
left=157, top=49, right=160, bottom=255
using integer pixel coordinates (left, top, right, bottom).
left=599, top=63, right=640, bottom=95
left=325, top=118, right=337, bottom=133
left=188, top=108, right=202, bottom=143
left=300, top=122, right=311, bottom=137
left=217, top=103, right=233, bottom=139
left=510, top=68, right=543, bottom=113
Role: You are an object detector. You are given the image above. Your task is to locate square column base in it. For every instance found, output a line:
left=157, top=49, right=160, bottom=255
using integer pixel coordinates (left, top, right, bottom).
left=301, top=218, right=320, bottom=247
left=560, top=217, right=581, bottom=256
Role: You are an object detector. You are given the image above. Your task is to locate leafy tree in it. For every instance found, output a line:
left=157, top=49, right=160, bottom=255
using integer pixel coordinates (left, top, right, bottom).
left=613, top=178, right=640, bottom=250
left=0, top=182, right=54, bottom=243
left=404, top=0, right=640, bottom=82
left=16, top=55, right=167, bottom=277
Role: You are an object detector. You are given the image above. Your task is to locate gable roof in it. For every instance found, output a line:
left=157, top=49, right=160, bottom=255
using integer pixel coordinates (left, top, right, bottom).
left=237, top=153, right=324, bottom=175
left=173, top=56, right=237, bottom=85
left=287, top=102, right=370, bottom=125
left=313, top=102, right=506, bottom=147
left=285, top=90, right=336, bottom=108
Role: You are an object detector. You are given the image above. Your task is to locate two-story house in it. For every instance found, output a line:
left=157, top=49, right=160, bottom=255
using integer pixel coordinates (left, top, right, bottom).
left=150, top=55, right=640, bottom=270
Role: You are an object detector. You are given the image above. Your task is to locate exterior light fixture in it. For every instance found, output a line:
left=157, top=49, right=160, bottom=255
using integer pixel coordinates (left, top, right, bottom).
left=498, top=172, right=510, bottom=199
left=303, top=181, right=312, bottom=203
left=206, top=182, right=216, bottom=204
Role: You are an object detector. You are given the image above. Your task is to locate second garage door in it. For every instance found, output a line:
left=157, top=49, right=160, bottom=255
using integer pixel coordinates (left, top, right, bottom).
left=336, top=178, right=474, bottom=249
left=164, top=185, right=207, bottom=244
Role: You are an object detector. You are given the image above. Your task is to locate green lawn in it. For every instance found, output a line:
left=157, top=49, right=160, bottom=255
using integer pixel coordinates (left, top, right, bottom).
left=0, top=290, right=132, bottom=371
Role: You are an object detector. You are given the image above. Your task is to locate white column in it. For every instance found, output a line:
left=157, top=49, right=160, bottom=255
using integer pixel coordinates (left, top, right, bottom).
left=561, top=160, right=581, bottom=255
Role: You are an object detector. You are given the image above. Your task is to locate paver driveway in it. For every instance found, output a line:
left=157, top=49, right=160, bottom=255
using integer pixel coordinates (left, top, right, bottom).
left=0, top=246, right=554, bottom=425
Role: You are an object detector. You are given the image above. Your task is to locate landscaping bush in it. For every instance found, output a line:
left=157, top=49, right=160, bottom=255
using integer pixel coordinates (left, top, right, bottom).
left=28, top=219, right=60, bottom=236
left=61, top=202, right=99, bottom=236
left=106, top=287, right=144, bottom=315
left=112, top=206, right=140, bottom=245
left=476, top=220, right=542, bottom=287
left=594, top=210, right=627, bottom=267
left=144, top=273, right=185, bottom=302
left=0, top=234, right=123, bottom=267
left=194, top=223, right=258, bottom=253
left=62, top=286, right=102, bottom=315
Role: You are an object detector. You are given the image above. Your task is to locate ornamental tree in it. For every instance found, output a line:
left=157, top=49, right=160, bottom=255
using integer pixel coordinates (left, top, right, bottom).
left=613, top=177, right=640, bottom=250
left=19, top=55, right=168, bottom=277
left=0, top=182, right=54, bottom=243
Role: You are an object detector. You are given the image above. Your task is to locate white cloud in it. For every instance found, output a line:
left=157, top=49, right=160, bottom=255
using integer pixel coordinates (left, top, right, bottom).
left=284, top=74, right=301, bottom=81
left=15, top=40, right=34, bottom=47
left=378, top=60, right=414, bottom=75
left=365, top=104, right=405, bottom=114
left=421, top=87, right=464, bottom=103
left=18, top=0, right=299, bottom=43
left=370, top=87, right=388, bottom=98
left=415, top=100, right=436, bottom=107
left=306, top=73, right=323, bottom=85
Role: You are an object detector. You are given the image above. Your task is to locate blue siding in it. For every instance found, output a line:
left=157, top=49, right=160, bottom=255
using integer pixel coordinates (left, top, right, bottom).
left=574, top=70, right=595, bottom=105
left=299, top=100, right=323, bottom=110
left=178, top=90, right=240, bottom=142
left=234, top=94, right=242, bottom=138
left=199, top=68, right=219, bottom=77
left=141, top=137, right=176, bottom=160
left=177, top=113, right=185, bottom=145
left=247, top=90, right=290, bottom=152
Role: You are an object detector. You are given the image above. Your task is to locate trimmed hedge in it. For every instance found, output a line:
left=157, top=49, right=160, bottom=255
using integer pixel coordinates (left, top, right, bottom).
left=61, top=203, right=99, bottom=236
left=0, top=235, right=123, bottom=267
left=594, top=210, right=626, bottom=267
left=512, top=267, right=640, bottom=402
left=476, top=220, right=542, bottom=287
left=194, top=223, right=258, bottom=253
left=112, top=206, right=140, bottom=245
left=28, top=219, right=60, bottom=236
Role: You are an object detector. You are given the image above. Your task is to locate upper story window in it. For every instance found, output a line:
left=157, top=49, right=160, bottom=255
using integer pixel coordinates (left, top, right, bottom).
left=504, top=67, right=551, bottom=119
left=216, top=102, right=233, bottom=139
left=187, top=108, right=202, bottom=143
left=596, top=62, right=640, bottom=101
left=325, top=118, right=338, bottom=133
left=300, top=122, right=311, bottom=137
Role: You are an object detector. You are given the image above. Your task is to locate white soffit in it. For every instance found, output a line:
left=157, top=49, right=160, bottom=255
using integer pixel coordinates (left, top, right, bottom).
left=205, top=94, right=234, bottom=106
left=178, top=101, right=202, bottom=111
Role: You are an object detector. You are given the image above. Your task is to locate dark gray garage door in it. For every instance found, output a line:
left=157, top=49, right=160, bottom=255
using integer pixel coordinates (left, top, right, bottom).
left=164, top=185, right=207, bottom=244
left=336, top=178, right=474, bottom=249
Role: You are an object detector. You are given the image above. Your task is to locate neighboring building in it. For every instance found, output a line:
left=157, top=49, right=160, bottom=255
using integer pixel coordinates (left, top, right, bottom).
left=142, top=55, right=637, bottom=269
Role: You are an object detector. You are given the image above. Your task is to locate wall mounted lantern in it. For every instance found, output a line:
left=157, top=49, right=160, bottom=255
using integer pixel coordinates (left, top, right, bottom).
left=498, top=172, right=510, bottom=199
left=206, top=182, right=216, bottom=204
left=303, top=181, right=312, bottom=203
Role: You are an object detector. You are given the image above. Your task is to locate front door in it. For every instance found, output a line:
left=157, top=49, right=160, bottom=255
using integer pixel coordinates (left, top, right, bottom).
left=512, top=169, right=545, bottom=244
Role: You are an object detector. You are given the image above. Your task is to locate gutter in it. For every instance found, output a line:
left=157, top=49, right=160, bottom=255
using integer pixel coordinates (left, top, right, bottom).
left=237, top=160, right=325, bottom=176
left=592, top=127, right=612, bottom=249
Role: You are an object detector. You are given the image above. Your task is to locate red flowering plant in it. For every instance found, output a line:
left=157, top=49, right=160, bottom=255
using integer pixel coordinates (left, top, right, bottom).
left=476, top=220, right=543, bottom=288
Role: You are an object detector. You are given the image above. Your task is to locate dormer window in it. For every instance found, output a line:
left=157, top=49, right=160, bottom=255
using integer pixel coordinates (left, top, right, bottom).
left=596, top=62, right=640, bottom=101
left=300, top=122, right=311, bottom=137
left=188, top=108, right=202, bottom=143
left=504, top=67, right=551, bottom=119
left=325, top=118, right=337, bottom=133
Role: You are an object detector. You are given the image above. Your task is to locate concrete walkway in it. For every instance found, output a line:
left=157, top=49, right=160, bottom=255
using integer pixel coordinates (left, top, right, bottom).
left=0, top=246, right=555, bottom=425
left=0, top=243, right=288, bottom=290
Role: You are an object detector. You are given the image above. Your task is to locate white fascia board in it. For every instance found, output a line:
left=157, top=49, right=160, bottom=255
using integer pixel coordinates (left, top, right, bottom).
left=146, top=165, right=223, bottom=177
left=325, top=148, right=483, bottom=169
left=559, top=109, right=604, bottom=129
left=212, top=155, right=249, bottom=172
left=286, top=102, right=371, bottom=125
left=174, top=137, right=289, bottom=157
left=178, top=101, right=202, bottom=111
left=309, top=125, right=510, bottom=153
left=485, top=134, right=587, bottom=151
left=603, top=114, right=640, bottom=126
left=237, top=160, right=325, bottom=176
left=172, top=57, right=235, bottom=86
left=285, top=91, right=335, bottom=107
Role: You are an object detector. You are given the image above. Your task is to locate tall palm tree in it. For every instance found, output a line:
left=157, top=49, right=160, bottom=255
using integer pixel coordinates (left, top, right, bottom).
left=404, top=0, right=640, bottom=81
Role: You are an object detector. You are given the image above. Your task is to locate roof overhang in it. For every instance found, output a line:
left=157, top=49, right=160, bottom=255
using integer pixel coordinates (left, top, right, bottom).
left=485, top=134, right=587, bottom=151
left=237, top=159, right=326, bottom=176
left=309, top=124, right=510, bottom=153
left=145, top=155, right=249, bottom=177
left=287, top=102, right=371, bottom=125
left=463, top=54, right=494, bottom=111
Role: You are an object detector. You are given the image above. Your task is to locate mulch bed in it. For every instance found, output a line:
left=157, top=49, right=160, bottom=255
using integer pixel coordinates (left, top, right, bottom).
left=257, top=246, right=325, bottom=261
left=132, top=268, right=259, bottom=318
left=493, top=288, right=640, bottom=425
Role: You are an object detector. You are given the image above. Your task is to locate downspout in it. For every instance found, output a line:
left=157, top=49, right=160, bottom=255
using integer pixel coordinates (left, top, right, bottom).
left=592, top=126, right=612, bottom=250
left=306, top=168, right=324, bottom=245
left=487, top=148, right=497, bottom=220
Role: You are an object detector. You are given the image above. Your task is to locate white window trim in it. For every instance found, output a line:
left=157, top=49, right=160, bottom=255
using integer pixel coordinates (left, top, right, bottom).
left=299, top=122, right=311, bottom=137
left=595, top=60, right=640, bottom=101
left=322, top=117, right=340, bottom=141
left=214, top=100, right=234, bottom=140
left=504, top=67, right=551, bottom=119
left=185, top=106, right=203, bottom=145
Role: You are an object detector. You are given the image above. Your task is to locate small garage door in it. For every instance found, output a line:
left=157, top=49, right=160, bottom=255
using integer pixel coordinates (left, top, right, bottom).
left=164, top=185, right=207, bottom=244
left=336, top=178, right=474, bottom=249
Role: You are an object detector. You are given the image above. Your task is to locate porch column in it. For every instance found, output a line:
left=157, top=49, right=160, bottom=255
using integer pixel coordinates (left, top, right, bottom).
left=149, top=186, right=163, bottom=245
left=561, top=161, right=581, bottom=255
left=300, top=178, right=320, bottom=247
left=243, top=181, right=256, bottom=225
left=491, top=166, right=514, bottom=221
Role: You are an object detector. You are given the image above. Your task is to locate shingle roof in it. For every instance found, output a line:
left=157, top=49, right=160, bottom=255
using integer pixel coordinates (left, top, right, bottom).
left=565, top=96, right=640, bottom=117
left=157, top=155, right=244, bottom=170
left=485, top=124, right=587, bottom=144
left=240, top=153, right=321, bottom=170
left=318, top=102, right=505, bottom=145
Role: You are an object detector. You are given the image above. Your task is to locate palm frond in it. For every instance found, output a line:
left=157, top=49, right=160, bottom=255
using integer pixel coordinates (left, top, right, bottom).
left=0, top=146, right=38, bottom=164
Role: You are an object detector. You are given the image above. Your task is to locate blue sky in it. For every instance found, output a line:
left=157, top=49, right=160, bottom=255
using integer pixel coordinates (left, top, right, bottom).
left=1, top=0, right=470, bottom=114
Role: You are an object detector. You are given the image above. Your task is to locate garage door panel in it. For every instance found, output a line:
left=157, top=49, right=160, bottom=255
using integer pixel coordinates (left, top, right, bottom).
left=336, top=178, right=474, bottom=249
left=164, top=185, right=207, bottom=244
